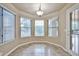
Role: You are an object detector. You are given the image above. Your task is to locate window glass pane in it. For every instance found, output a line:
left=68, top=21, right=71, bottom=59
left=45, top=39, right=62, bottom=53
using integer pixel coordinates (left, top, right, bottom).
left=73, top=30, right=79, bottom=35
left=21, top=27, right=31, bottom=37
left=35, top=20, right=44, bottom=36
left=3, top=9, right=15, bottom=42
left=71, top=34, right=79, bottom=54
left=48, top=28, right=58, bottom=37
left=72, top=11, right=79, bottom=30
left=72, top=21, right=79, bottom=30
left=21, top=17, right=31, bottom=37
left=21, top=17, right=31, bottom=27
left=48, top=17, right=58, bottom=27
left=48, top=28, right=53, bottom=36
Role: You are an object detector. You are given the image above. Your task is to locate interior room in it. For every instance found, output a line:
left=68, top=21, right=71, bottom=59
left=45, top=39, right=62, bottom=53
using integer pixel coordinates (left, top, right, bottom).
left=0, top=3, right=79, bottom=56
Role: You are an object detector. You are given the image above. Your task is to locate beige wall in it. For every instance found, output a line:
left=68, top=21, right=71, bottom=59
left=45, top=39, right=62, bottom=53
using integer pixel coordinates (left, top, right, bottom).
left=0, top=3, right=75, bottom=55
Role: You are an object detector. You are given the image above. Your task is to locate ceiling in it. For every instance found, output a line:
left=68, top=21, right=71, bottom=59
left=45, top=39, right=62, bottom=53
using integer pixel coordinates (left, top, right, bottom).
left=12, top=3, right=67, bottom=16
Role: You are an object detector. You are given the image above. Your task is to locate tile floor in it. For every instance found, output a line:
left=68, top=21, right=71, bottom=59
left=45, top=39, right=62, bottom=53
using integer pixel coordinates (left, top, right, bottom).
left=9, top=43, right=71, bottom=56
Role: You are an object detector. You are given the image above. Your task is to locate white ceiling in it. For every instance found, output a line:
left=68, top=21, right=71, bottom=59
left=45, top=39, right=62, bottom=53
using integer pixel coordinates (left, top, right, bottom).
left=12, top=3, right=67, bottom=16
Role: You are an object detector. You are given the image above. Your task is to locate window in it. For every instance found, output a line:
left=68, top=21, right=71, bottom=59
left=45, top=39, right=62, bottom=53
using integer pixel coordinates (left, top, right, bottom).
left=0, top=6, right=15, bottom=43
left=70, top=10, right=79, bottom=55
left=48, top=17, right=58, bottom=37
left=20, top=17, right=31, bottom=37
left=3, top=9, right=15, bottom=42
left=35, top=20, right=44, bottom=36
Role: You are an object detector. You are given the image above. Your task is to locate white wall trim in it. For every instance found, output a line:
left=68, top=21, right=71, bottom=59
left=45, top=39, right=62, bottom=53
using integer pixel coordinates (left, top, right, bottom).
left=4, top=41, right=75, bottom=56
